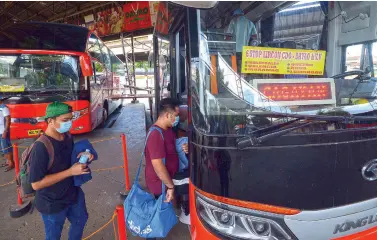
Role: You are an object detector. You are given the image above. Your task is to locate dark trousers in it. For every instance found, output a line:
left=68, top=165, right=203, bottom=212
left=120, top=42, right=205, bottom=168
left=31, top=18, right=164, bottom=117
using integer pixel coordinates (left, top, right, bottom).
left=40, top=188, right=88, bottom=240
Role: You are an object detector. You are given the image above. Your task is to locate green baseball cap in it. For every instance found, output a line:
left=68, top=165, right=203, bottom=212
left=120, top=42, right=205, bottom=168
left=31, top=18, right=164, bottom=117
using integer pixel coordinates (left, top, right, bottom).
left=42, top=102, right=73, bottom=120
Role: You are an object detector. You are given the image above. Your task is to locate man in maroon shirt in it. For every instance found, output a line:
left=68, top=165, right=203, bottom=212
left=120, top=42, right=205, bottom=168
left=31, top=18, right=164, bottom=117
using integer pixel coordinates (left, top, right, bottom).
left=145, top=98, right=188, bottom=212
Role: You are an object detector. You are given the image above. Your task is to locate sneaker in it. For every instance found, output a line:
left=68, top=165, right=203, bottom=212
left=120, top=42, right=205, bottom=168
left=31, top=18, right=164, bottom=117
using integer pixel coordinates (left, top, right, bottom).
left=179, top=206, right=190, bottom=225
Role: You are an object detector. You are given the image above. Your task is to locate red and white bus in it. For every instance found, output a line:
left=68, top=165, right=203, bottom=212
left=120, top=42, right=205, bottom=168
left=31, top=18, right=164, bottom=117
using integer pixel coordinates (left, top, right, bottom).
left=0, top=22, right=123, bottom=139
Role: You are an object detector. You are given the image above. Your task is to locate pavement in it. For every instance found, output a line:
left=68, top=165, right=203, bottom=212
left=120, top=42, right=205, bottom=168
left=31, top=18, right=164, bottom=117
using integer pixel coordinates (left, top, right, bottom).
left=0, top=103, right=191, bottom=240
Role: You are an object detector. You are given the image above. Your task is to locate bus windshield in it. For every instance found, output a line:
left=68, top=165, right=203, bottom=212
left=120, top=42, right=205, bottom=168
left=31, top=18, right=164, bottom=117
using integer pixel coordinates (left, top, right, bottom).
left=192, top=1, right=377, bottom=135
left=0, top=54, right=81, bottom=92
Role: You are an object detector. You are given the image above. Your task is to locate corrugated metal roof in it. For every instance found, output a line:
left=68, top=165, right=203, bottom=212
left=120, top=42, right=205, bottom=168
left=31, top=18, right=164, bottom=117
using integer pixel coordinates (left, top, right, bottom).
left=273, top=2, right=324, bottom=48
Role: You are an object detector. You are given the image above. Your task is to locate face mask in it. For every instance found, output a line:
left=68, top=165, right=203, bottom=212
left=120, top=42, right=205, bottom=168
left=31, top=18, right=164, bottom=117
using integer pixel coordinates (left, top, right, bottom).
left=172, top=116, right=180, bottom=127
left=56, top=120, right=72, bottom=133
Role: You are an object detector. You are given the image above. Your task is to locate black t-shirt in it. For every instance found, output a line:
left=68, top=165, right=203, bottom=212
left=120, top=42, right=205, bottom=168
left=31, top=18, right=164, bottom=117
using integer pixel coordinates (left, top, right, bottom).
left=29, top=134, right=78, bottom=214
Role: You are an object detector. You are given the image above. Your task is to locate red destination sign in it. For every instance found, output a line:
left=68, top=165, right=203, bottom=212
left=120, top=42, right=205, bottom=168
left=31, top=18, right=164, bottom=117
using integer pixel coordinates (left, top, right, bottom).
left=257, top=82, right=332, bottom=101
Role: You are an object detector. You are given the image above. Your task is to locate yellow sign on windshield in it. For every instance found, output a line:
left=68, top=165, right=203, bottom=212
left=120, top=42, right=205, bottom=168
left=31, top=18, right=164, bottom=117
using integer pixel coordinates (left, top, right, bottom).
left=241, top=46, right=326, bottom=75
left=0, top=85, right=25, bottom=92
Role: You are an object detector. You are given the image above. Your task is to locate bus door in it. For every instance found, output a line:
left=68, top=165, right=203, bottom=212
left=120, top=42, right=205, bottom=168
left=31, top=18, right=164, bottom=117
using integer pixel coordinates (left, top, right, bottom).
left=98, top=40, right=112, bottom=97
left=169, top=10, right=190, bottom=136
left=91, top=60, right=106, bottom=128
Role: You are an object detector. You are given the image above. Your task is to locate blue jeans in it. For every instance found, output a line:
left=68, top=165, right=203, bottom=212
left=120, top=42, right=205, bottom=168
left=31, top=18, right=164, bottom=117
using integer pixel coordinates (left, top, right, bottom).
left=40, top=188, right=88, bottom=240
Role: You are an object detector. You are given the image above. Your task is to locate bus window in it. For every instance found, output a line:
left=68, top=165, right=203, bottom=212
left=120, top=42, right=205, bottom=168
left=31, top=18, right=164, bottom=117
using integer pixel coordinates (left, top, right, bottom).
left=110, top=51, right=124, bottom=76
left=92, top=61, right=105, bottom=84
left=100, top=44, right=111, bottom=71
left=372, top=42, right=377, bottom=76
left=345, top=44, right=363, bottom=73
left=0, top=54, right=80, bottom=91
left=157, top=38, right=170, bottom=100
left=175, top=27, right=187, bottom=102
left=110, top=51, right=124, bottom=87
left=88, top=34, right=102, bottom=62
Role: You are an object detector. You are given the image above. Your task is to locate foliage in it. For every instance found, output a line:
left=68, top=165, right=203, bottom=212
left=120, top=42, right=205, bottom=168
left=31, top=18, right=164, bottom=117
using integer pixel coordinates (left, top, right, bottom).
left=95, top=63, right=103, bottom=73
left=0, top=64, right=6, bottom=76
left=317, top=108, right=351, bottom=117
left=135, top=61, right=150, bottom=72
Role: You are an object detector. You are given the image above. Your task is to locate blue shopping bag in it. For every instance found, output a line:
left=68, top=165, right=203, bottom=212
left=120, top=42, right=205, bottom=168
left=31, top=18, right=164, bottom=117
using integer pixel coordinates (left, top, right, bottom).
left=176, top=137, right=189, bottom=172
left=124, top=126, right=178, bottom=238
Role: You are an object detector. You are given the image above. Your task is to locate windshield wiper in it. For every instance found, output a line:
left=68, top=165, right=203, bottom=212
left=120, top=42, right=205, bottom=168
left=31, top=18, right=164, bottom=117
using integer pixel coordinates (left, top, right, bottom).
left=237, top=121, right=313, bottom=149
left=236, top=113, right=377, bottom=149
left=11, top=90, right=74, bottom=100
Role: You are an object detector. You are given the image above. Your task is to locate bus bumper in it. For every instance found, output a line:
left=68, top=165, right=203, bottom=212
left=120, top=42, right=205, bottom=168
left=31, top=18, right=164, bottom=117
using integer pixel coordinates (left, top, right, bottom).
left=190, top=180, right=377, bottom=240
left=189, top=181, right=219, bottom=240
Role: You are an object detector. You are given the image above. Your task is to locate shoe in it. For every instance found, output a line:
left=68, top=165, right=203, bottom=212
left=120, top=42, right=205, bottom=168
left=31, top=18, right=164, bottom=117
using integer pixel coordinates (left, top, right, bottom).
left=179, top=206, right=190, bottom=225
left=4, top=165, right=14, bottom=172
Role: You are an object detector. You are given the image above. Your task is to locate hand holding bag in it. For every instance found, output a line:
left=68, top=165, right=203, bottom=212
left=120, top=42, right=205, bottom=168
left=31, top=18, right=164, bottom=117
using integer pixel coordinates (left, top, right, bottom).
left=124, top=126, right=178, bottom=238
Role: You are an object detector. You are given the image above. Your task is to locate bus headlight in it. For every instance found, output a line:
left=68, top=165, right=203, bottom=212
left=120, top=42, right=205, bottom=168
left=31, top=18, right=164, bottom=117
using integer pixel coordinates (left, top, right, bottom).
left=73, top=108, right=89, bottom=121
left=195, top=191, right=296, bottom=240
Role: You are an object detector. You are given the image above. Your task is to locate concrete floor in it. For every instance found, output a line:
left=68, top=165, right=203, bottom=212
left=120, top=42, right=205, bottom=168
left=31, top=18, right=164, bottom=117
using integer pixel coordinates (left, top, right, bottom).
left=0, top=103, right=191, bottom=240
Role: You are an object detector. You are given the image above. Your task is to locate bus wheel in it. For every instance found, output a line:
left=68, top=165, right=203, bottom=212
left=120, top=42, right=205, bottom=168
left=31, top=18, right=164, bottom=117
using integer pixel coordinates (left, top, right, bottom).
left=99, top=107, right=108, bottom=128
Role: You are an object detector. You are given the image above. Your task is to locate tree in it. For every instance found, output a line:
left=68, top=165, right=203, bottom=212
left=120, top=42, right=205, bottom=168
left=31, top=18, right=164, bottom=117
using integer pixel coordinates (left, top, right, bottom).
left=95, top=63, right=103, bottom=73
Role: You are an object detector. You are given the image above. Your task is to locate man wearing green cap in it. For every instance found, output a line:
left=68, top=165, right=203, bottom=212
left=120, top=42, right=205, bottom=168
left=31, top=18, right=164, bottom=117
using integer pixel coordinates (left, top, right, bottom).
left=29, top=102, right=94, bottom=240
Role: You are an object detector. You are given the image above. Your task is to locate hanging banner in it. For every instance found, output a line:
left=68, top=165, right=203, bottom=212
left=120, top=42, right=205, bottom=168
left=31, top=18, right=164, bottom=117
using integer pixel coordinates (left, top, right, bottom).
left=84, top=2, right=154, bottom=37
left=154, top=2, right=169, bottom=39
left=123, top=1, right=152, bottom=32
left=85, top=6, right=125, bottom=36
left=241, top=46, right=326, bottom=75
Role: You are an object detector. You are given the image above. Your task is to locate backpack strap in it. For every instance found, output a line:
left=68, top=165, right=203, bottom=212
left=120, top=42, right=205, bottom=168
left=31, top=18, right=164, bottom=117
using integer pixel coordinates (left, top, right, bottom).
left=36, top=135, right=55, bottom=170
left=135, top=126, right=165, bottom=191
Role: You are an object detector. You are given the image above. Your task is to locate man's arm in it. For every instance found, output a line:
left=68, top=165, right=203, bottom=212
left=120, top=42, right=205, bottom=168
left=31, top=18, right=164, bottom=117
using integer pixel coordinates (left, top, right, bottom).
left=31, top=169, right=71, bottom=191
left=29, top=141, right=89, bottom=191
left=151, top=159, right=174, bottom=189
left=2, top=105, right=10, bottom=138
left=4, top=115, right=10, bottom=132
left=2, top=116, right=10, bottom=139
left=31, top=163, right=88, bottom=191
left=151, top=158, right=175, bottom=202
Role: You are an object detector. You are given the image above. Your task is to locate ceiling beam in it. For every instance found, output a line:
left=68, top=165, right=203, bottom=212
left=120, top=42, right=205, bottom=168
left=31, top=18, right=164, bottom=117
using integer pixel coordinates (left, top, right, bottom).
left=208, top=2, right=240, bottom=28
left=274, top=28, right=322, bottom=39
left=244, top=1, right=265, bottom=15
left=0, top=2, right=51, bottom=29
left=5, top=11, right=22, bottom=22
left=0, top=2, right=14, bottom=16
left=48, top=1, right=114, bottom=22
left=18, top=2, right=48, bottom=20
left=43, top=2, right=61, bottom=18
left=274, top=21, right=324, bottom=31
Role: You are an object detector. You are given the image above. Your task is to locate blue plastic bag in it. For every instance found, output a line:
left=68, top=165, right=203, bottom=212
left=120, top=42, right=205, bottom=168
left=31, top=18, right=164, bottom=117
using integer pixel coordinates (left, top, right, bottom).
left=124, top=126, right=178, bottom=238
left=176, top=137, right=189, bottom=172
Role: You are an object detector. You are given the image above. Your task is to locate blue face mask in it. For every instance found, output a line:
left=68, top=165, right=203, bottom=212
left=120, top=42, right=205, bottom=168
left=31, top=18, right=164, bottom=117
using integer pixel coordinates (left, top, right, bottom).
left=172, top=116, right=180, bottom=127
left=56, top=120, right=72, bottom=133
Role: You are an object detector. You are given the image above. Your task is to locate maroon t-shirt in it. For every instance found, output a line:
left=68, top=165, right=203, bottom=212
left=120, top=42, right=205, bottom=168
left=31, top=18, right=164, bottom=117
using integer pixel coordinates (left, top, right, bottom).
left=145, top=126, right=179, bottom=195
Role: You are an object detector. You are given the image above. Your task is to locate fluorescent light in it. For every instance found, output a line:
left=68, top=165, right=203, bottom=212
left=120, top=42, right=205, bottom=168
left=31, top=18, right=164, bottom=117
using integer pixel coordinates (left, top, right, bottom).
left=280, top=4, right=321, bottom=13
left=293, top=0, right=318, bottom=6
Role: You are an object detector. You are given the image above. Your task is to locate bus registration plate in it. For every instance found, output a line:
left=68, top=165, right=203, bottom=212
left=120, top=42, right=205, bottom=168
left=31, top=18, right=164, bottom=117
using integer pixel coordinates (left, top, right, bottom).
left=28, top=129, right=41, bottom=136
